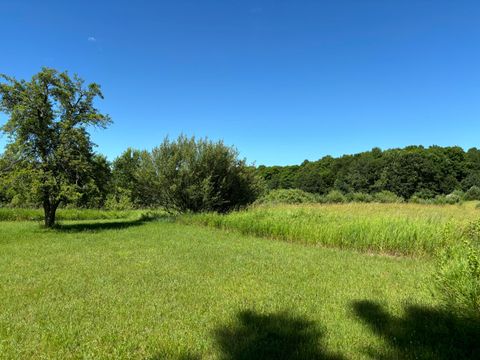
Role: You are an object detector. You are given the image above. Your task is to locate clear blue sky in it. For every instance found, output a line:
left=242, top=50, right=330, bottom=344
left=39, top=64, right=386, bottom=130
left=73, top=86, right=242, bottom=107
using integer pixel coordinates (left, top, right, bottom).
left=1, top=0, right=479, bottom=165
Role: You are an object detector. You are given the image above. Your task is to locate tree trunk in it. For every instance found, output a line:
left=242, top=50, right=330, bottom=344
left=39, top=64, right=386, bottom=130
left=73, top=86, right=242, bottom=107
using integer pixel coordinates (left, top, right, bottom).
left=43, top=201, right=58, bottom=228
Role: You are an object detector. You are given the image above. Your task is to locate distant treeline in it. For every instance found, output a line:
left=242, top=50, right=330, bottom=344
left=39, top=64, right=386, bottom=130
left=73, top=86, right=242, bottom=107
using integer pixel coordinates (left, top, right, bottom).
left=256, top=146, right=480, bottom=199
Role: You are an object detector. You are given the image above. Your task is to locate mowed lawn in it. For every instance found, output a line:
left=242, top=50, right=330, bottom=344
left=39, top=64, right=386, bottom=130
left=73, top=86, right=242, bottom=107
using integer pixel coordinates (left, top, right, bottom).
left=0, top=218, right=470, bottom=359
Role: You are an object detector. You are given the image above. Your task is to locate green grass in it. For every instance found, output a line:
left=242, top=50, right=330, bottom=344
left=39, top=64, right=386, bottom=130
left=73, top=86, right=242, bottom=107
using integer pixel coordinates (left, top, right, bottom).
left=179, top=202, right=480, bottom=256
left=2, top=218, right=478, bottom=359
left=0, top=208, right=157, bottom=222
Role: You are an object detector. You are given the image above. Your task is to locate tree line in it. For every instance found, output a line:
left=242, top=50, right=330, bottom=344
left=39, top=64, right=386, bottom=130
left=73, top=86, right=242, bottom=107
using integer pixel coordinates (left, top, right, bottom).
left=257, top=146, right=480, bottom=200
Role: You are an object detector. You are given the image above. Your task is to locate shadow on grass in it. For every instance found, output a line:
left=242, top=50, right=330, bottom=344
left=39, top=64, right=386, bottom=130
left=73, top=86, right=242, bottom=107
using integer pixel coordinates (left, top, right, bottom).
left=214, top=310, right=345, bottom=360
left=352, top=300, right=480, bottom=359
left=54, top=213, right=171, bottom=232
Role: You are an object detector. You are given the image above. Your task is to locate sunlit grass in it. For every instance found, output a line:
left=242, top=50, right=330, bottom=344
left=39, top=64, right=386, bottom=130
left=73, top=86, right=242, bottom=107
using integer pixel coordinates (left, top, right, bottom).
left=0, top=208, right=160, bottom=222
left=0, top=219, right=437, bottom=359
left=179, top=202, right=480, bottom=256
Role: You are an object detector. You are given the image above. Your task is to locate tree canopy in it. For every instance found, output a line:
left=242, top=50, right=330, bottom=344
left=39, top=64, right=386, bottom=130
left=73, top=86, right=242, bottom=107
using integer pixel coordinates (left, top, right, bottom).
left=257, top=146, right=480, bottom=199
left=0, top=68, right=111, bottom=226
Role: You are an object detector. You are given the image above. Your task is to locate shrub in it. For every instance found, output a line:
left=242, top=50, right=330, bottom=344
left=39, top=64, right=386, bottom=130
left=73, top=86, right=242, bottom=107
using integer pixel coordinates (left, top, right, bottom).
left=409, top=195, right=428, bottom=204
left=346, top=192, right=373, bottom=203
left=255, top=189, right=319, bottom=205
left=465, top=186, right=480, bottom=201
left=146, top=135, right=264, bottom=213
left=445, top=191, right=463, bottom=204
left=410, top=193, right=465, bottom=206
left=321, top=190, right=346, bottom=203
left=412, top=189, right=435, bottom=200
left=410, top=189, right=436, bottom=202
left=433, top=195, right=448, bottom=205
left=372, top=191, right=403, bottom=203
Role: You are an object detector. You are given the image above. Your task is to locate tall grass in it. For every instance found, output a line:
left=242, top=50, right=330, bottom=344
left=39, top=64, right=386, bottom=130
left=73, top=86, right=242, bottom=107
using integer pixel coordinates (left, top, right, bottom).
left=0, top=208, right=149, bottom=222
left=434, top=239, right=480, bottom=317
left=179, top=202, right=480, bottom=256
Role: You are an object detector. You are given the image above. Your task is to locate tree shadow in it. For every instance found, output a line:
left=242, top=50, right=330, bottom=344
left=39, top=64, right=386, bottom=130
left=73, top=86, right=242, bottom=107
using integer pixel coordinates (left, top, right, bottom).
left=214, top=310, right=345, bottom=360
left=352, top=300, right=480, bottom=359
left=54, top=213, right=170, bottom=232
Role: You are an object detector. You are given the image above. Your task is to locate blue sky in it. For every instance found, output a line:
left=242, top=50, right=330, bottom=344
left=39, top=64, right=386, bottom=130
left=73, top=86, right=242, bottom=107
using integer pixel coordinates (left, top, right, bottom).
left=1, top=0, right=479, bottom=165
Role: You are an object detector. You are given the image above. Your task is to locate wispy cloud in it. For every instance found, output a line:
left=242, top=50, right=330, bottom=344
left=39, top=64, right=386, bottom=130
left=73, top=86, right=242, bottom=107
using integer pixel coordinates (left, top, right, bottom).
left=87, top=36, right=97, bottom=42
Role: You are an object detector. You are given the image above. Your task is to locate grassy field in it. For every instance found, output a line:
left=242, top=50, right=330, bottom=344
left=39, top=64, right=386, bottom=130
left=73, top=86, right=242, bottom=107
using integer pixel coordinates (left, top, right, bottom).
left=0, top=208, right=151, bottom=222
left=1, top=216, right=479, bottom=359
left=179, top=202, right=480, bottom=256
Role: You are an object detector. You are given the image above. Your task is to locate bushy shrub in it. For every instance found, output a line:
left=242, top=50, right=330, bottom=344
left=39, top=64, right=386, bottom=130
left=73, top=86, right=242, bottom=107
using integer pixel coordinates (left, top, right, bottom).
left=410, top=191, right=465, bottom=205
left=147, top=135, right=264, bottom=213
left=255, top=189, right=319, bottom=205
left=321, top=190, right=347, bottom=203
left=445, top=190, right=464, bottom=204
left=433, top=195, right=449, bottom=205
left=435, top=239, right=480, bottom=317
left=411, top=189, right=436, bottom=201
left=372, top=191, right=403, bottom=203
left=465, top=186, right=480, bottom=201
left=346, top=192, right=373, bottom=203
left=409, top=195, right=427, bottom=204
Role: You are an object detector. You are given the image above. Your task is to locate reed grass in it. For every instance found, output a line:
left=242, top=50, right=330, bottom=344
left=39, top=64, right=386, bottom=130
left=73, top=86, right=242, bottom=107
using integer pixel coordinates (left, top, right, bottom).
left=179, top=202, right=480, bottom=256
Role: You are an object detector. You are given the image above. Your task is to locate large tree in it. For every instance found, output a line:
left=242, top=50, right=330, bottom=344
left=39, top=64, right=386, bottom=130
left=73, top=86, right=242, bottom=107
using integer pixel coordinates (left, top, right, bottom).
left=0, top=68, right=111, bottom=227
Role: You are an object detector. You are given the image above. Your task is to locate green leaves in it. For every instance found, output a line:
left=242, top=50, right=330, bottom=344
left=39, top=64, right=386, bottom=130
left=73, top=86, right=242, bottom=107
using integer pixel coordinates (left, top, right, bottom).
left=107, top=137, right=264, bottom=212
left=0, top=68, right=111, bottom=226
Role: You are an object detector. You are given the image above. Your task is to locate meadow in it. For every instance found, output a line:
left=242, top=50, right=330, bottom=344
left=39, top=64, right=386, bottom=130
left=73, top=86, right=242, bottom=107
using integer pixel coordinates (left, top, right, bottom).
left=180, top=202, right=480, bottom=257
left=0, top=205, right=479, bottom=359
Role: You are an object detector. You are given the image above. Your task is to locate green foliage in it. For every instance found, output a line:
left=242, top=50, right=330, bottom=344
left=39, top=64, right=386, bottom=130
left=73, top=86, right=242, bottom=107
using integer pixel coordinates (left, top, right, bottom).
left=321, top=190, right=347, bottom=203
left=110, top=148, right=157, bottom=207
left=411, top=189, right=437, bottom=200
left=104, top=188, right=134, bottom=211
left=0, top=161, right=37, bottom=207
left=465, top=186, right=480, bottom=201
left=74, top=154, right=112, bottom=208
left=461, top=171, right=480, bottom=191
left=446, top=190, right=464, bottom=204
left=0, top=68, right=110, bottom=226
left=346, top=192, right=374, bottom=203
left=257, top=146, right=479, bottom=200
left=144, top=135, right=264, bottom=212
left=256, top=164, right=299, bottom=190
left=255, top=189, right=319, bottom=205
left=256, top=189, right=409, bottom=206
left=372, top=191, right=403, bottom=203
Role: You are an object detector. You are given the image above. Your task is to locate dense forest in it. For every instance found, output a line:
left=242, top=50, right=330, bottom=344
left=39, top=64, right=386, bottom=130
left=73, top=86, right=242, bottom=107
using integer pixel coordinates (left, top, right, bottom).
left=257, top=146, right=480, bottom=199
